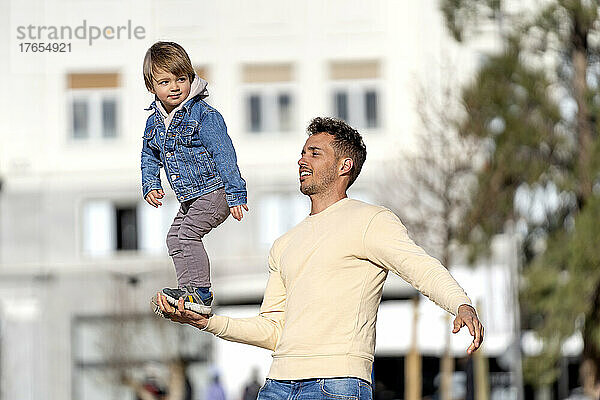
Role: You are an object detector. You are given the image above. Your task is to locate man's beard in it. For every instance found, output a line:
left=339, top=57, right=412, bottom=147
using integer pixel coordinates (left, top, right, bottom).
left=300, top=165, right=337, bottom=196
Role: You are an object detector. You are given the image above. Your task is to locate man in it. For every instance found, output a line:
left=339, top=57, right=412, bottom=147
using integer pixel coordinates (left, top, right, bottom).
left=156, top=117, right=484, bottom=399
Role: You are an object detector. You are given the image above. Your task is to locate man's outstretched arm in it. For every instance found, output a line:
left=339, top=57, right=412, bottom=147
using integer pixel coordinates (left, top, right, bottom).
left=157, top=253, right=286, bottom=351
left=364, top=209, right=484, bottom=354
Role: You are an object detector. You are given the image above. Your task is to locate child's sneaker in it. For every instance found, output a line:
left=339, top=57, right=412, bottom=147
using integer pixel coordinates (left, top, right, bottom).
left=150, top=293, right=167, bottom=318
left=160, top=287, right=213, bottom=314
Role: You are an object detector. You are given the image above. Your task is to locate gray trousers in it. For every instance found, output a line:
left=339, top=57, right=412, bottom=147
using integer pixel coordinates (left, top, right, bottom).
left=166, top=188, right=230, bottom=288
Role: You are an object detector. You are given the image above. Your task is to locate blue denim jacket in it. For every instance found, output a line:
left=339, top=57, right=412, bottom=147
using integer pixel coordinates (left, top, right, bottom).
left=141, top=97, right=247, bottom=206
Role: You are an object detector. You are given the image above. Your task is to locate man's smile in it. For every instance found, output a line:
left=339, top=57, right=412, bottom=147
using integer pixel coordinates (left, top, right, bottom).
left=299, top=169, right=312, bottom=181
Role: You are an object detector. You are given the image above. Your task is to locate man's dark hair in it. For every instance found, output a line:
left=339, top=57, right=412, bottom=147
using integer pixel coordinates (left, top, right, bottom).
left=307, top=117, right=367, bottom=188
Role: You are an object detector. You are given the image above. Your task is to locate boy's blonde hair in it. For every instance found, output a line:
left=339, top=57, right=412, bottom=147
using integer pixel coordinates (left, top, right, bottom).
left=143, top=41, right=195, bottom=92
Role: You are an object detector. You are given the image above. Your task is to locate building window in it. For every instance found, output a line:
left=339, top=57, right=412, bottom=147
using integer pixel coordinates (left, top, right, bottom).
left=330, top=61, right=381, bottom=130
left=331, top=85, right=380, bottom=129
left=258, top=192, right=309, bottom=246
left=365, top=90, right=378, bottom=128
left=69, top=92, right=119, bottom=139
left=72, top=99, right=89, bottom=139
left=82, top=201, right=140, bottom=255
left=101, top=98, right=117, bottom=138
left=67, top=73, right=120, bottom=140
left=245, top=88, right=295, bottom=133
left=82, top=199, right=179, bottom=256
left=249, top=94, right=262, bottom=132
left=115, top=205, right=138, bottom=251
left=242, top=64, right=296, bottom=134
left=278, top=93, right=292, bottom=131
left=334, top=91, right=349, bottom=122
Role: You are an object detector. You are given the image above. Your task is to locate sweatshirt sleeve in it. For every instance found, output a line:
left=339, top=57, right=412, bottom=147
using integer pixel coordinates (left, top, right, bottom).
left=203, top=249, right=286, bottom=351
left=363, top=209, right=472, bottom=315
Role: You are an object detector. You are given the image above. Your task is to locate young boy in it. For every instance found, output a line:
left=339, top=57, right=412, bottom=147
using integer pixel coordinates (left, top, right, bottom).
left=141, top=41, right=248, bottom=315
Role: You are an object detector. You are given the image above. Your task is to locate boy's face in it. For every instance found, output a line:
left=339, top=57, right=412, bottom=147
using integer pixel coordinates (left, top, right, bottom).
left=151, top=69, right=191, bottom=113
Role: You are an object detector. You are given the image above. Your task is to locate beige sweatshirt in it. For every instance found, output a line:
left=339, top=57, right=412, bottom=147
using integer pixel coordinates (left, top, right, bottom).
left=204, top=198, right=472, bottom=383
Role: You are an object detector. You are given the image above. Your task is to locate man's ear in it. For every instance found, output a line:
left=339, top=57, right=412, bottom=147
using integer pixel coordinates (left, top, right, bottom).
left=340, top=158, right=354, bottom=175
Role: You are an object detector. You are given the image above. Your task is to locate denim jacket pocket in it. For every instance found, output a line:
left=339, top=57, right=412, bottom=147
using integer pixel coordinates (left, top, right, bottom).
left=143, top=122, right=156, bottom=138
left=177, top=120, right=199, bottom=147
left=196, top=149, right=218, bottom=178
left=143, top=124, right=160, bottom=149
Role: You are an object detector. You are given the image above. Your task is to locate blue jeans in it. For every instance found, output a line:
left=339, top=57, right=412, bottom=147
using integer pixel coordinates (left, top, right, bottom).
left=257, top=378, right=372, bottom=400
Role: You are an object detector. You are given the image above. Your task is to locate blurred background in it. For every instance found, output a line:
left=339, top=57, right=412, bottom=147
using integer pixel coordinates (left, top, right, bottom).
left=1, top=0, right=599, bottom=399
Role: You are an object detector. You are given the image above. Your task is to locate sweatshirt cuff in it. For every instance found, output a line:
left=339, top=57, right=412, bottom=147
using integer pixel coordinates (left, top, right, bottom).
left=453, top=298, right=474, bottom=316
left=203, top=314, right=229, bottom=336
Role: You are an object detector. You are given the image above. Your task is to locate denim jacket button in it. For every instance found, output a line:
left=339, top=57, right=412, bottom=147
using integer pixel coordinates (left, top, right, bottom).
left=171, top=174, right=177, bottom=180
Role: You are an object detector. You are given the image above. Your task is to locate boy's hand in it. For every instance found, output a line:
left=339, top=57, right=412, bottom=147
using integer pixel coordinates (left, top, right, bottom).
left=145, top=189, right=164, bottom=207
left=230, top=204, right=249, bottom=221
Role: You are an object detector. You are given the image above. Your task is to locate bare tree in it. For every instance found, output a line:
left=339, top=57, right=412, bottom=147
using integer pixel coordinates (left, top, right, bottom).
left=377, top=72, right=480, bottom=400
left=379, top=78, right=479, bottom=268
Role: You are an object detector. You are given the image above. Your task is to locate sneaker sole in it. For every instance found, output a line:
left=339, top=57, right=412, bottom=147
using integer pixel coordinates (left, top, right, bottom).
left=162, top=292, right=212, bottom=315
left=150, top=294, right=166, bottom=318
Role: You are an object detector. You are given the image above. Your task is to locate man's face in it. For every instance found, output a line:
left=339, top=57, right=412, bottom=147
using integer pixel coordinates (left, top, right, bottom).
left=151, top=69, right=191, bottom=113
left=298, top=132, right=340, bottom=196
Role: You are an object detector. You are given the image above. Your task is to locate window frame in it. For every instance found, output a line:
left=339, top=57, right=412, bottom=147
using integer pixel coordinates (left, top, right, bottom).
left=243, top=82, right=296, bottom=136
left=81, top=200, right=142, bottom=257
left=67, top=88, right=121, bottom=141
left=329, top=78, right=382, bottom=132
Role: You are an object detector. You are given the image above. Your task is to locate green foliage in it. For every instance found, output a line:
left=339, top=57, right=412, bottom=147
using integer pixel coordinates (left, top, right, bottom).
left=523, top=349, right=561, bottom=388
left=522, top=195, right=600, bottom=385
left=458, top=44, right=571, bottom=260
left=440, top=0, right=502, bottom=42
left=441, top=0, right=600, bottom=389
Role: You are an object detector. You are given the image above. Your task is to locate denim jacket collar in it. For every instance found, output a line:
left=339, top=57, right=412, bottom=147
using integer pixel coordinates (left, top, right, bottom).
left=144, top=94, right=199, bottom=113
